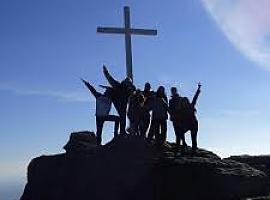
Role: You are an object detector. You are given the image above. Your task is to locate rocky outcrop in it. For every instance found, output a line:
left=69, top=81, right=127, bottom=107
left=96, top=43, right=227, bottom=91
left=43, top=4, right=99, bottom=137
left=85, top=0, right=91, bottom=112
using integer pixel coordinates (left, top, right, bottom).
left=227, top=155, right=270, bottom=178
left=227, top=154, right=270, bottom=198
left=20, top=132, right=269, bottom=200
left=63, top=131, right=97, bottom=154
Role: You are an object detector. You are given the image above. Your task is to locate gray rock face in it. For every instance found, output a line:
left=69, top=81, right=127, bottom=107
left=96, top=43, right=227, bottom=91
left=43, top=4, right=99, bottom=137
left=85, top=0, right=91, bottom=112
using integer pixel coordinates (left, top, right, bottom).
left=227, top=155, right=270, bottom=177
left=227, top=155, right=270, bottom=196
left=63, top=131, right=97, bottom=154
left=20, top=133, right=269, bottom=200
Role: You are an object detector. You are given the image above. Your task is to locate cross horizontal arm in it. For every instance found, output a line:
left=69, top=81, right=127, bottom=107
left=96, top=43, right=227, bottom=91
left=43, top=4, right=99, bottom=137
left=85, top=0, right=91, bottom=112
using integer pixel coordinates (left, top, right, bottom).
left=97, top=27, right=125, bottom=34
left=130, top=28, right=157, bottom=36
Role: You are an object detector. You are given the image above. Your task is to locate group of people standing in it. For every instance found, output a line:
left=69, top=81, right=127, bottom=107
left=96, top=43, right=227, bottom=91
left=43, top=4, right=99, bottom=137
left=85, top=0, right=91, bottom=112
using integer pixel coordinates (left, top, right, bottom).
left=82, top=65, right=201, bottom=151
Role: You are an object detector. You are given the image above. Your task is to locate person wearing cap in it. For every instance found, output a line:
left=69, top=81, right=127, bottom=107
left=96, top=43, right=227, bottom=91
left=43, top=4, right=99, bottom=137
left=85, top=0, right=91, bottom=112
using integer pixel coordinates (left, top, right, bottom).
left=81, top=79, right=120, bottom=145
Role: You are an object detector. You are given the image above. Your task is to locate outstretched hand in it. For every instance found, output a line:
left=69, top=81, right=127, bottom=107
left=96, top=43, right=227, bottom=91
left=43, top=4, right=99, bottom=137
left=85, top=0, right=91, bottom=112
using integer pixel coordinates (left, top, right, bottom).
left=198, top=82, right=202, bottom=89
left=103, top=65, right=108, bottom=74
left=80, top=78, right=86, bottom=83
left=81, top=78, right=90, bottom=87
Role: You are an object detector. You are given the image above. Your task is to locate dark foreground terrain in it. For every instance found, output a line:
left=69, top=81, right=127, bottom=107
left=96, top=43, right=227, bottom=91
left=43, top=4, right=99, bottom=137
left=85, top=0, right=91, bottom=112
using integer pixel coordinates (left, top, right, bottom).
left=20, top=132, right=269, bottom=200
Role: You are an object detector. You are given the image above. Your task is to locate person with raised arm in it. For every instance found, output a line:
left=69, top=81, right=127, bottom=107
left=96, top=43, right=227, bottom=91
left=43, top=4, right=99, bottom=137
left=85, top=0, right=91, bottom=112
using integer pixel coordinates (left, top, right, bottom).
left=81, top=79, right=120, bottom=145
left=102, top=65, right=135, bottom=135
left=169, top=87, right=187, bottom=147
left=171, top=83, right=201, bottom=151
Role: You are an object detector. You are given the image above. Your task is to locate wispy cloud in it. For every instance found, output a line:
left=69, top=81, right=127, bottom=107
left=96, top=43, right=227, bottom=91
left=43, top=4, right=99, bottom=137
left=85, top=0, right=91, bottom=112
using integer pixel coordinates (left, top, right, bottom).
left=0, top=84, right=92, bottom=102
left=202, top=0, right=270, bottom=69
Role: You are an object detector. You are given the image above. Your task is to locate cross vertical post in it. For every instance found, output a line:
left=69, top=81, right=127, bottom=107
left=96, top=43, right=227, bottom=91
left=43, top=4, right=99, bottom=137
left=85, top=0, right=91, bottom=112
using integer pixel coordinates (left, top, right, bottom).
left=124, top=6, right=133, bottom=80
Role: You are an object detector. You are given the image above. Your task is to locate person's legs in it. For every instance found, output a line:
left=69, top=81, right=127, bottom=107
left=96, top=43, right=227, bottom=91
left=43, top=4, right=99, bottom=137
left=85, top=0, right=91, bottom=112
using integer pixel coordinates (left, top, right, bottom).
left=173, top=122, right=181, bottom=146
left=128, top=120, right=136, bottom=135
left=155, top=121, right=161, bottom=143
left=113, top=117, right=120, bottom=137
left=133, top=118, right=140, bottom=136
left=147, top=119, right=155, bottom=140
left=119, top=112, right=127, bottom=134
left=96, top=117, right=105, bottom=145
left=151, top=120, right=159, bottom=142
left=181, top=132, right=187, bottom=146
left=179, top=124, right=189, bottom=147
left=105, top=115, right=120, bottom=137
left=160, top=120, right=167, bottom=144
left=114, top=104, right=127, bottom=135
left=191, top=122, right=198, bottom=151
left=139, top=113, right=150, bottom=138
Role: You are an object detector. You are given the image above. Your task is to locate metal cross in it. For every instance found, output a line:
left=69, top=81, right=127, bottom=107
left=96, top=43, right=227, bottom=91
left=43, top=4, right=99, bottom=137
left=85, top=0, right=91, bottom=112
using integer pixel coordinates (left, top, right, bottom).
left=97, top=6, right=157, bottom=81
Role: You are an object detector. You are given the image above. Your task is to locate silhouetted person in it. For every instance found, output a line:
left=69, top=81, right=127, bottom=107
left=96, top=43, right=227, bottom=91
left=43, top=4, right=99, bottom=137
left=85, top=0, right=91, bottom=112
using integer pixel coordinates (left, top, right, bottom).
left=138, top=82, right=152, bottom=138
left=81, top=79, right=120, bottom=145
left=127, top=89, right=144, bottom=135
left=145, top=86, right=168, bottom=144
left=103, top=65, right=134, bottom=134
left=173, top=83, right=201, bottom=151
left=169, top=87, right=187, bottom=147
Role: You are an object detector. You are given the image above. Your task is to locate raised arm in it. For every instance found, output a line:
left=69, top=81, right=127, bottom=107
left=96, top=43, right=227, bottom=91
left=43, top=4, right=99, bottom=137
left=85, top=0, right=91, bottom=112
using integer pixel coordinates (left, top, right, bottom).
left=191, top=83, right=201, bottom=108
left=81, top=78, right=102, bottom=98
left=103, top=65, right=121, bottom=87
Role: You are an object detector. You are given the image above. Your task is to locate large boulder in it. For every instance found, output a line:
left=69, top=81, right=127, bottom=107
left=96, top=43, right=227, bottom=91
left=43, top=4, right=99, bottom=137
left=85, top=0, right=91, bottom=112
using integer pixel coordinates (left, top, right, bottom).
left=63, top=131, right=97, bottom=154
left=20, top=134, right=269, bottom=200
left=226, top=155, right=270, bottom=178
left=226, top=155, right=270, bottom=197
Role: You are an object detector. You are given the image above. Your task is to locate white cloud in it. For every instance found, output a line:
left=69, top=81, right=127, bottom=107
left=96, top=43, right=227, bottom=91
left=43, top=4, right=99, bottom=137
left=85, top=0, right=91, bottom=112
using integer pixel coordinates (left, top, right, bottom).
left=0, top=84, right=92, bottom=102
left=202, top=0, right=270, bottom=69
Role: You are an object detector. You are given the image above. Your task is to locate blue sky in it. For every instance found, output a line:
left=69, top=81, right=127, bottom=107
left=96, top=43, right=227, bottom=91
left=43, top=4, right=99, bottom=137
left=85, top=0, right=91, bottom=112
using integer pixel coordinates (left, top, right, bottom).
left=1, top=0, right=270, bottom=199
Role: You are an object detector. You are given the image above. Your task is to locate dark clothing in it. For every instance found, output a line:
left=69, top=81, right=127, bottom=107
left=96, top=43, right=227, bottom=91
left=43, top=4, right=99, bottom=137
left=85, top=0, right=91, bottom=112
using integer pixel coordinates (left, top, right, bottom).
left=169, top=94, right=187, bottom=146
left=169, top=87, right=200, bottom=149
left=138, top=90, right=152, bottom=137
left=172, top=121, right=187, bottom=146
left=96, top=115, right=120, bottom=145
left=169, top=94, right=181, bottom=121
left=145, top=96, right=168, bottom=143
left=127, top=92, right=144, bottom=135
left=152, top=97, right=168, bottom=120
left=103, top=70, right=133, bottom=134
left=127, top=92, right=144, bottom=122
left=152, top=119, right=167, bottom=144
left=139, top=112, right=150, bottom=137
